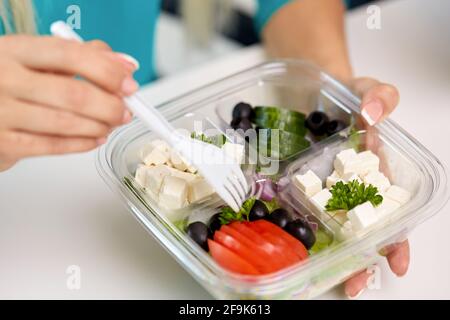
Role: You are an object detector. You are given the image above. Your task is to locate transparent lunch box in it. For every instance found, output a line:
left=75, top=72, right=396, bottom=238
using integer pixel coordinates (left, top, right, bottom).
left=96, top=60, right=449, bottom=299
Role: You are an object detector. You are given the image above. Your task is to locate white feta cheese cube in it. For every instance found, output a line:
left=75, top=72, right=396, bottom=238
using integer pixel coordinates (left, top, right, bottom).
left=293, top=170, right=322, bottom=197
left=385, top=185, right=411, bottom=205
left=134, top=164, right=148, bottom=188
left=326, top=171, right=343, bottom=188
left=149, top=139, right=170, bottom=152
left=170, top=151, right=188, bottom=171
left=363, top=171, right=391, bottom=192
left=143, top=147, right=170, bottom=166
left=167, top=167, right=198, bottom=183
left=222, top=142, right=244, bottom=164
left=338, top=221, right=354, bottom=240
left=334, top=148, right=358, bottom=176
left=144, top=164, right=171, bottom=194
left=342, top=172, right=363, bottom=184
left=188, top=178, right=215, bottom=203
left=310, top=188, right=332, bottom=215
left=159, top=176, right=188, bottom=209
left=347, top=201, right=378, bottom=231
left=331, top=210, right=348, bottom=225
left=356, top=150, right=379, bottom=176
left=375, top=197, right=401, bottom=218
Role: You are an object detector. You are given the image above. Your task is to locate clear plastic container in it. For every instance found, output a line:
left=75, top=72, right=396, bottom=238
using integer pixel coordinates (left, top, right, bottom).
left=96, top=60, right=449, bottom=299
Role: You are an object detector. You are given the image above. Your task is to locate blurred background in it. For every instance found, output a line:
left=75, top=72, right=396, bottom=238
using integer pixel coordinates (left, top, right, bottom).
left=156, top=0, right=375, bottom=76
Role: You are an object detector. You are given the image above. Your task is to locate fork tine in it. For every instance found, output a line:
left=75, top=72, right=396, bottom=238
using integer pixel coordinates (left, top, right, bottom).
left=232, top=166, right=249, bottom=196
left=219, top=184, right=240, bottom=212
left=223, top=180, right=244, bottom=210
left=226, top=174, right=246, bottom=202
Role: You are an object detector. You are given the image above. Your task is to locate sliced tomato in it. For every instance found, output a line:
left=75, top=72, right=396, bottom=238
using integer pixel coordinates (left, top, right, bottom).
left=208, top=239, right=260, bottom=275
left=228, top=222, right=292, bottom=268
left=220, top=224, right=285, bottom=270
left=214, top=230, right=274, bottom=274
left=251, top=220, right=309, bottom=261
left=260, top=232, right=299, bottom=266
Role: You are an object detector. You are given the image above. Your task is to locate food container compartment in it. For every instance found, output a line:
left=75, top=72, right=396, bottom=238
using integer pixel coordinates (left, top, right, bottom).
left=215, top=62, right=355, bottom=168
left=96, top=60, right=449, bottom=299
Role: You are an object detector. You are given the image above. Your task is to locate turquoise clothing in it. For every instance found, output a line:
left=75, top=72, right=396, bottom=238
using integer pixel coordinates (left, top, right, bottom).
left=0, top=0, right=354, bottom=85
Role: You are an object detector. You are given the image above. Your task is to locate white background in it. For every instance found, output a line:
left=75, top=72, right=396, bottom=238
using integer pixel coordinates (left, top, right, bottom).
left=0, top=0, right=449, bottom=299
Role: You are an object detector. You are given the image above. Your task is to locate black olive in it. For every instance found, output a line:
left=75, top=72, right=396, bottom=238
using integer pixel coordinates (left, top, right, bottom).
left=326, top=120, right=347, bottom=136
left=305, top=111, right=329, bottom=136
left=231, top=118, right=253, bottom=132
left=268, top=208, right=291, bottom=229
left=187, top=222, right=209, bottom=251
left=232, top=102, right=254, bottom=120
left=248, top=200, right=269, bottom=221
left=208, top=213, right=222, bottom=237
left=285, top=219, right=316, bottom=250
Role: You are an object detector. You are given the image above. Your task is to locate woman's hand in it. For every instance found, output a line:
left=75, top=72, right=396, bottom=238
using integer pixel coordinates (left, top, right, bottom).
left=0, top=35, right=138, bottom=171
left=344, top=77, right=409, bottom=299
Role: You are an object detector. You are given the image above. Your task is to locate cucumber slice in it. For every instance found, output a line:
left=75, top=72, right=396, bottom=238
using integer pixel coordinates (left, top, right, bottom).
left=251, top=106, right=306, bottom=136
left=257, top=129, right=310, bottom=160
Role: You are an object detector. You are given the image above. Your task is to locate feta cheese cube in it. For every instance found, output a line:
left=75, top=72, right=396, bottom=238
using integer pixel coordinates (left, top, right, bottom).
left=326, top=171, right=343, bottom=189
left=342, top=172, right=363, bottom=184
left=222, top=142, right=244, bottom=164
left=375, top=197, right=401, bottom=218
left=149, top=139, right=170, bottom=152
left=363, top=171, right=391, bottom=192
left=167, top=167, right=198, bottom=183
left=334, top=148, right=358, bottom=176
left=385, top=185, right=411, bottom=205
left=331, top=210, right=348, bottom=225
left=159, top=176, right=188, bottom=209
left=338, top=221, right=354, bottom=240
left=188, top=178, right=214, bottom=203
left=310, top=188, right=332, bottom=215
left=347, top=201, right=378, bottom=231
left=134, top=164, right=148, bottom=188
left=170, top=151, right=188, bottom=171
left=143, top=147, right=170, bottom=166
left=144, top=164, right=171, bottom=194
left=293, top=170, right=322, bottom=197
left=356, top=151, right=379, bottom=176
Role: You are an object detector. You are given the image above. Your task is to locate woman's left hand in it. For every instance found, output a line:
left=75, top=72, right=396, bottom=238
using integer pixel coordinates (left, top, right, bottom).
left=344, top=77, right=409, bottom=299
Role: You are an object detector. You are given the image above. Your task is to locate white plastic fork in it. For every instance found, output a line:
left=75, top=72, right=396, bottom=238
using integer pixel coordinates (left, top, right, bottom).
left=50, top=21, right=248, bottom=212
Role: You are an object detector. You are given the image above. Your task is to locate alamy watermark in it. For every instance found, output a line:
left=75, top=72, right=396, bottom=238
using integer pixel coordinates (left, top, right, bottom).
left=366, top=5, right=381, bottom=30
left=66, top=5, right=81, bottom=30
left=66, top=265, right=81, bottom=290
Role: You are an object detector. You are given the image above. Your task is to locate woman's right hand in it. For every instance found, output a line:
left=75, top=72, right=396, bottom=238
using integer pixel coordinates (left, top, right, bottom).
left=0, top=35, right=139, bottom=171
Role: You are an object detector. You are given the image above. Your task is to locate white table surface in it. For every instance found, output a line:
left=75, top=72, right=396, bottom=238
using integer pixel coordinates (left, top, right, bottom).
left=1, top=0, right=449, bottom=299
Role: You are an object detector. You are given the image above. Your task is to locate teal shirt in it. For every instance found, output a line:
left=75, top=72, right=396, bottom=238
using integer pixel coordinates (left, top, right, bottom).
left=2, top=0, right=352, bottom=85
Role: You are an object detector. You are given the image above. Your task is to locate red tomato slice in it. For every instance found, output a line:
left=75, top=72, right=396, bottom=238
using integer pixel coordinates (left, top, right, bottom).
left=260, top=232, right=300, bottom=266
left=228, top=222, right=292, bottom=268
left=208, top=239, right=260, bottom=275
left=220, top=225, right=285, bottom=270
left=213, top=230, right=274, bottom=274
left=251, top=220, right=309, bottom=261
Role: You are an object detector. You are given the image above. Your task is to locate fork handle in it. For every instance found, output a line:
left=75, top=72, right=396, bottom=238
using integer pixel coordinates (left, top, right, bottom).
left=125, top=95, right=181, bottom=144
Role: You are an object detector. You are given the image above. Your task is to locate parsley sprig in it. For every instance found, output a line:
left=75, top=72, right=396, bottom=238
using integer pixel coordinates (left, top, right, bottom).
left=219, top=197, right=256, bottom=225
left=325, top=180, right=383, bottom=211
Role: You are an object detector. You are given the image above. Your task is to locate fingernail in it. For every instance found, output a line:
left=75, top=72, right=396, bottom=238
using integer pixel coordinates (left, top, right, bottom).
left=97, top=137, right=107, bottom=145
left=122, top=109, right=132, bottom=123
left=116, top=53, right=140, bottom=71
left=347, top=287, right=365, bottom=300
left=121, top=76, right=139, bottom=95
left=361, top=99, right=383, bottom=126
left=107, top=52, right=139, bottom=72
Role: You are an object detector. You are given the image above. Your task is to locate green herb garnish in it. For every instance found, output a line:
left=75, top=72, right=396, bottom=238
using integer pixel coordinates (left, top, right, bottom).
left=218, top=197, right=256, bottom=225
left=325, top=180, right=383, bottom=211
left=190, top=132, right=226, bottom=148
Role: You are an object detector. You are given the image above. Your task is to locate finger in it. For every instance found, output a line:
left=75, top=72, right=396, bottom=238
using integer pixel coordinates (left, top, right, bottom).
left=352, top=77, right=400, bottom=126
left=385, top=240, right=410, bottom=277
left=2, top=35, right=138, bottom=95
left=344, top=269, right=371, bottom=299
left=9, top=69, right=127, bottom=126
left=0, top=130, right=100, bottom=158
left=0, top=98, right=110, bottom=138
left=86, top=40, right=111, bottom=51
